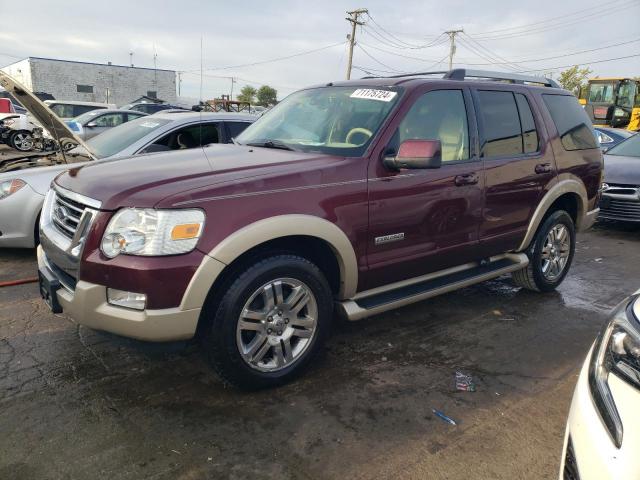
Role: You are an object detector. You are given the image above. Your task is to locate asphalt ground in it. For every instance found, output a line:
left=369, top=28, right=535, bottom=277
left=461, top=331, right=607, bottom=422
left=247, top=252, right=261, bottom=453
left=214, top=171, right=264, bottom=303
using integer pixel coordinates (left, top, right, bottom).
left=1, top=221, right=639, bottom=479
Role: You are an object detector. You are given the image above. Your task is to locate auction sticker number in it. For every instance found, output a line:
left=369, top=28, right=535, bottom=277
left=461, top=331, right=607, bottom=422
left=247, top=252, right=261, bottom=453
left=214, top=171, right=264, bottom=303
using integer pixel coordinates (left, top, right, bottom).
left=350, top=89, right=397, bottom=102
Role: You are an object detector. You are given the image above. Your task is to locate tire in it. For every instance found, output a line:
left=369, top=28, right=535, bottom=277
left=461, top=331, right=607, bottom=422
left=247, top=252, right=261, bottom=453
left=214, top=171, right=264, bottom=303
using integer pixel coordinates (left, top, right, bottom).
left=201, top=254, right=333, bottom=390
left=512, top=210, right=576, bottom=292
left=9, top=130, right=34, bottom=152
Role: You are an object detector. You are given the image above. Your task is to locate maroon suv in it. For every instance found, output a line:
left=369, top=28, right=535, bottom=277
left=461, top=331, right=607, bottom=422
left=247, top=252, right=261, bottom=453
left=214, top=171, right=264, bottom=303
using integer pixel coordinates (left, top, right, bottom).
left=38, top=69, right=603, bottom=389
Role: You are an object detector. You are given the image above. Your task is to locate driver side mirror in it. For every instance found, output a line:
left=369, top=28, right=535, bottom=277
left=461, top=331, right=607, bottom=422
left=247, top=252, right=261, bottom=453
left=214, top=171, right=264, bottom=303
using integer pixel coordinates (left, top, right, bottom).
left=86, top=121, right=97, bottom=128
left=383, top=139, right=442, bottom=170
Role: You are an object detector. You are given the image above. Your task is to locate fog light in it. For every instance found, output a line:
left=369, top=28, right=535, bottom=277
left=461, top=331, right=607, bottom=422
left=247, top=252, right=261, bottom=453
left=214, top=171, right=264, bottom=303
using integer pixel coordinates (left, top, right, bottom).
left=107, top=288, right=146, bottom=310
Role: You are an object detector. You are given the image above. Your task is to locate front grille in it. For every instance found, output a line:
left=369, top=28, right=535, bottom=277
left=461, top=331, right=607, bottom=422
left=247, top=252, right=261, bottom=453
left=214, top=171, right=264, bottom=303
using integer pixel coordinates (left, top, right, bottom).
left=600, top=198, right=640, bottom=221
left=563, top=437, right=580, bottom=480
left=51, top=190, right=88, bottom=239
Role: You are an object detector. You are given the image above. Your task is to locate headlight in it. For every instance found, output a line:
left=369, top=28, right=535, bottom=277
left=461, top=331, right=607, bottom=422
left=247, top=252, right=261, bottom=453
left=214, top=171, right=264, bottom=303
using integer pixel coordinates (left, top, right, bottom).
left=613, top=108, right=628, bottom=117
left=0, top=179, right=26, bottom=200
left=100, top=208, right=205, bottom=258
left=589, top=295, right=640, bottom=448
left=3, top=119, right=15, bottom=126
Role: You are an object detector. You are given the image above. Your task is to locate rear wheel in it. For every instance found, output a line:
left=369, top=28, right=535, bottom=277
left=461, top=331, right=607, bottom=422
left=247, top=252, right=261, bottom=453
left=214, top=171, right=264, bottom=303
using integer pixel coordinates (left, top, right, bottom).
left=201, top=254, right=333, bottom=390
left=512, top=210, right=575, bottom=292
left=9, top=130, right=34, bottom=152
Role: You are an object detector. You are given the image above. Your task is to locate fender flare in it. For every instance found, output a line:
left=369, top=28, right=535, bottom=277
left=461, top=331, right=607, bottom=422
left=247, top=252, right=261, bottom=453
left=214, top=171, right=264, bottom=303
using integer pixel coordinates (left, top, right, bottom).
left=180, top=214, right=358, bottom=310
left=516, top=177, right=587, bottom=252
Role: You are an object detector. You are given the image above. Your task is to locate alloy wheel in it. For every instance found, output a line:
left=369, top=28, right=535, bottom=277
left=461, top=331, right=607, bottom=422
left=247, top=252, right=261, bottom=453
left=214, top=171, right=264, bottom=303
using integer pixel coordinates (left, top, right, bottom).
left=540, top=224, right=571, bottom=281
left=236, top=278, right=318, bottom=372
left=12, top=132, right=33, bottom=151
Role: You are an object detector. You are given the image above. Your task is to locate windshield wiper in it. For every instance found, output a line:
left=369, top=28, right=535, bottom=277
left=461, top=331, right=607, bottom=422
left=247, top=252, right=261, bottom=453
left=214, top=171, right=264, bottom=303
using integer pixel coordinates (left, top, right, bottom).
left=245, top=139, right=297, bottom=151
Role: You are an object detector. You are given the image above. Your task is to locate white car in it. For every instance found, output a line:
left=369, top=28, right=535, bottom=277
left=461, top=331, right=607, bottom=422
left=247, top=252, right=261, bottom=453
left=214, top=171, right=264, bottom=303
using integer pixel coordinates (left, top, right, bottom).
left=0, top=112, right=40, bottom=151
left=560, top=291, right=640, bottom=479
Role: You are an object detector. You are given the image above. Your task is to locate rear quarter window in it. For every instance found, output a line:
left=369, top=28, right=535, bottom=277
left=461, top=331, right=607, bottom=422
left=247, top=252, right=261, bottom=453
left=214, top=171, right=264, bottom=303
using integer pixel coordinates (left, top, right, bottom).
left=542, top=94, right=598, bottom=151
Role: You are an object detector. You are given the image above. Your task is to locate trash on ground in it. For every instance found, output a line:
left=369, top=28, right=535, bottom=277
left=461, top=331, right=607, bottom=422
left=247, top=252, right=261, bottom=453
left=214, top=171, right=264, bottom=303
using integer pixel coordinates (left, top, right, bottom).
left=432, top=409, right=457, bottom=426
left=455, top=371, right=476, bottom=392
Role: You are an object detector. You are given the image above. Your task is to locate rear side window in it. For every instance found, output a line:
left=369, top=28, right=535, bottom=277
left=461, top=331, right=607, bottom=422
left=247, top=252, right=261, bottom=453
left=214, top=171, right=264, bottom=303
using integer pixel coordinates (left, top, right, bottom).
left=515, top=94, right=539, bottom=153
left=542, top=94, right=598, bottom=151
left=477, top=91, right=523, bottom=157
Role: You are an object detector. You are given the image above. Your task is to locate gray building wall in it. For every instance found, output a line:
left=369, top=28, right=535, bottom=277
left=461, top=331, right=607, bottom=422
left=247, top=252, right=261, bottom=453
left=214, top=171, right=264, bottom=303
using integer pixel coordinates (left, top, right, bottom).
left=1, top=58, right=176, bottom=106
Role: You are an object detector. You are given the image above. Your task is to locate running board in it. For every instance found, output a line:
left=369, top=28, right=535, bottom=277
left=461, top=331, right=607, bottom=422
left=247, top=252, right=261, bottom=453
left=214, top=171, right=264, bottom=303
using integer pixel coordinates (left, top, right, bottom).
left=336, top=253, right=528, bottom=321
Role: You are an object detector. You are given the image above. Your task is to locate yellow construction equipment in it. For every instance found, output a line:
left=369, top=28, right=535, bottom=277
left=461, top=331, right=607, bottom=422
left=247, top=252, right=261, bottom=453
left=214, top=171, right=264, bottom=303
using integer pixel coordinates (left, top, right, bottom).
left=579, top=78, right=640, bottom=131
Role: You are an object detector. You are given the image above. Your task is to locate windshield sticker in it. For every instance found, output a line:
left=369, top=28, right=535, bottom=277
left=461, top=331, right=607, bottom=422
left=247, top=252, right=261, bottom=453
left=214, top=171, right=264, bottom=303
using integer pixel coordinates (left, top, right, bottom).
left=139, top=121, right=161, bottom=128
left=350, top=89, right=397, bottom=102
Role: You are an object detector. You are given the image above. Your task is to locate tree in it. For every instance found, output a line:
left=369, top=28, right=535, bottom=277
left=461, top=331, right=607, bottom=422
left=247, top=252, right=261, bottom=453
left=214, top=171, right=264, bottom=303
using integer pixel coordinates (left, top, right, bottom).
left=256, top=85, right=278, bottom=106
left=557, top=66, right=592, bottom=96
left=237, top=85, right=257, bottom=104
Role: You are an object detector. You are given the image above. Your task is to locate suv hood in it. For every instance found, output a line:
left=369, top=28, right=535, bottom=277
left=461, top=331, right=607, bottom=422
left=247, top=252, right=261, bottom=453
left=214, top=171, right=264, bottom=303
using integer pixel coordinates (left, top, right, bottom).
left=603, top=154, right=640, bottom=186
left=0, top=71, right=95, bottom=160
left=55, top=144, right=340, bottom=210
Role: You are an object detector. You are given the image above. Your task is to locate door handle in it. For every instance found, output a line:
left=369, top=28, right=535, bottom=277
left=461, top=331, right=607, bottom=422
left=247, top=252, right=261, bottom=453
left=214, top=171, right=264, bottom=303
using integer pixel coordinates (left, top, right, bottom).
left=535, top=163, right=552, bottom=174
left=454, top=172, right=479, bottom=186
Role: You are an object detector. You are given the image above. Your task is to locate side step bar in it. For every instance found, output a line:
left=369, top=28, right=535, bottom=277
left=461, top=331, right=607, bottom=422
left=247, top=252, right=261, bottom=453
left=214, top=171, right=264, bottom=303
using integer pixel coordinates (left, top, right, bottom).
left=336, top=253, right=528, bottom=321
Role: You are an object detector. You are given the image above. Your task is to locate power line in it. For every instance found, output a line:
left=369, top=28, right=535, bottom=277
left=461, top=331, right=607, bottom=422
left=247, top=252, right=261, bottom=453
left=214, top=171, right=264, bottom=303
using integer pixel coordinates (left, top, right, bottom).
left=353, top=53, right=449, bottom=76
left=358, top=42, right=444, bottom=63
left=456, top=37, right=521, bottom=72
left=470, top=0, right=639, bottom=40
left=185, top=41, right=347, bottom=73
left=515, top=53, right=640, bottom=73
left=460, top=33, right=527, bottom=71
left=471, top=0, right=630, bottom=36
left=365, top=13, right=446, bottom=49
left=356, top=44, right=405, bottom=73
left=455, top=37, right=640, bottom=66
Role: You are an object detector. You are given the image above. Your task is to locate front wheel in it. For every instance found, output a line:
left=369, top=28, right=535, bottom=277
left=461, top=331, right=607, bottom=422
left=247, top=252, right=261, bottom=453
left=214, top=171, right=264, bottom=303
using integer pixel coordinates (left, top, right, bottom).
left=512, top=210, right=576, bottom=292
left=201, top=254, right=333, bottom=390
left=9, top=130, right=34, bottom=152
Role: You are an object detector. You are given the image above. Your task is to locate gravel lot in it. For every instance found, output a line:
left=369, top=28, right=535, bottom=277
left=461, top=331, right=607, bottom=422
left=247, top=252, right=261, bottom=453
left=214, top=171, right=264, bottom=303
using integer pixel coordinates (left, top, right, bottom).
left=1, top=222, right=638, bottom=480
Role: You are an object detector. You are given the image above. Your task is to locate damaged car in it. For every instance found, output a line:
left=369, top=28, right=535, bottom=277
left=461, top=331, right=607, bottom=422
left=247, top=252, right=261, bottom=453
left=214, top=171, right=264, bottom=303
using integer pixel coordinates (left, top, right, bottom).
left=0, top=71, right=255, bottom=248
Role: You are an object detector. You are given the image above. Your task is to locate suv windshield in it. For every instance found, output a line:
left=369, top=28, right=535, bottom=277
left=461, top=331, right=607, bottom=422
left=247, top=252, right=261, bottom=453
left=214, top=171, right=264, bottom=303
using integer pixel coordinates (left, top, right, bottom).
left=606, top=133, right=640, bottom=158
left=86, top=117, right=171, bottom=158
left=235, top=86, right=402, bottom=157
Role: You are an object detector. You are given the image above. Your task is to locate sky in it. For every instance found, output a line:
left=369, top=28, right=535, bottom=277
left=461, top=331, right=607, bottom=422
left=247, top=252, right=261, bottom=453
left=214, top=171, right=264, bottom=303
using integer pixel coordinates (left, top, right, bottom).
left=0, top=0, right=638, bottom=101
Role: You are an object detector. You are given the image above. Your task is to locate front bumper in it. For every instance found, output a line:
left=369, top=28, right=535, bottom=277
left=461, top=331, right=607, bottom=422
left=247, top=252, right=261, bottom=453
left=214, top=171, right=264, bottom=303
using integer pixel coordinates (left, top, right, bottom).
left=37, top=246, right=201, bottom=341
left=0, top=183, right=43, bottom=248
left=580, top=207, right=600, bottom=231
left=559, top=346, right=640, bottom=479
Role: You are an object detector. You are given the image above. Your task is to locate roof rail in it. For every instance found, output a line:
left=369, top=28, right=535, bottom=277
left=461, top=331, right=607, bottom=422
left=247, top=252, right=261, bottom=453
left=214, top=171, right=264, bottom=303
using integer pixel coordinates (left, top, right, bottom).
left=444, top=69, right=560, bottom=88
left=361, top=68, right=560, bottom=88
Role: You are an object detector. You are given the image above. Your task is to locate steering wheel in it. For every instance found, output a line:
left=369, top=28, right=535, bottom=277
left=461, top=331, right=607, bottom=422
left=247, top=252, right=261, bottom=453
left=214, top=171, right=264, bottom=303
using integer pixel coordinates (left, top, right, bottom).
left=345, top=127, right=373, bottom=145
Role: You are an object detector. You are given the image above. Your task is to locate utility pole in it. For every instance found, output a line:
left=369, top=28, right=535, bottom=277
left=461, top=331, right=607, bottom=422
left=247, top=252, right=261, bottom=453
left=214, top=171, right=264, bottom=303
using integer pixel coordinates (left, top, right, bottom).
left=177, top=72, right=182, bottom=96
left=345, top=8, right=368, bottom=80
left=230, top=77, right=236, bottom=99
left=445, top=29, right=463, bottom=70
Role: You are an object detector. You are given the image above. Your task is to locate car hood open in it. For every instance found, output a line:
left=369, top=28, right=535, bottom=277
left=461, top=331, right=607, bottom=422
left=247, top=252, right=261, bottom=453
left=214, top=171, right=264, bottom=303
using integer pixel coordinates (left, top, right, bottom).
left=603, top=154, right=640, bottom=186
left=0, top=71, right=95, bottom=159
